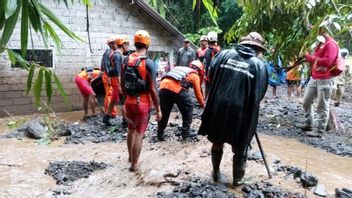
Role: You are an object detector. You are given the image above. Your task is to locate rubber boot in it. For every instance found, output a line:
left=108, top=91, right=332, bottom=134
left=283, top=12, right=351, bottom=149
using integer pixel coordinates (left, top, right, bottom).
left=232, top=154, right=247, bottom=187
left=103, top=114, right=112, bottom=126
left=157, top=129, right=165, bottom=141
left=181, top=122, right=196, bottom=140
left=211, top=149, right=226, bottom=183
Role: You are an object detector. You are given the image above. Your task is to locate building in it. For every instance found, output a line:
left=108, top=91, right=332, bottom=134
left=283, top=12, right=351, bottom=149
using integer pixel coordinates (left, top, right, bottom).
left=0, top=0, right=194, bottom=117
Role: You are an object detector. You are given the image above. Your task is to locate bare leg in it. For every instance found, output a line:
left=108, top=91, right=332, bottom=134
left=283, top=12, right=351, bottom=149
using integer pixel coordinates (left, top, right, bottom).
left=130, top=132, right=144, bottom=171
left=273, top=86, right=277, bottom=97
left=287, top=86, right=292, bottom=100
left=89, top=95, right=96, bottom=115
left=127, top=128, right=133, bottom=162
left=83, top=97, right=89, bottom=116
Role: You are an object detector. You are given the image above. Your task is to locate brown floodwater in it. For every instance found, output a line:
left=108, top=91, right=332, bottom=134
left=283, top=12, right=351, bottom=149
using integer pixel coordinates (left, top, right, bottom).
left=0, top=113, right=351, bottom=197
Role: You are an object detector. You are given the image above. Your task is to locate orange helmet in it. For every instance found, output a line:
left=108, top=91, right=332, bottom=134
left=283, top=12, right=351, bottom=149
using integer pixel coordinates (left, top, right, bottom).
left=190, top=60, right=204, bottom=74
left=106, top=36, right=116, bottom=45
left=115, top=36, right=130, bottom=46
left=134, top=30, right=151, bottom=46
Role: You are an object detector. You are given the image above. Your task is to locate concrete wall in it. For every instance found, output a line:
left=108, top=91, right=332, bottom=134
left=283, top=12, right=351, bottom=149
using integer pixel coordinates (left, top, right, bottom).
left=0, top=0, right=179, bottom=117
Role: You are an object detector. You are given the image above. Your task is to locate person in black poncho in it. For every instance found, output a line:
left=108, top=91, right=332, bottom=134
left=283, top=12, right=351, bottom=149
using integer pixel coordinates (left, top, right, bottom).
left=198, top=32, right=268, bottom=186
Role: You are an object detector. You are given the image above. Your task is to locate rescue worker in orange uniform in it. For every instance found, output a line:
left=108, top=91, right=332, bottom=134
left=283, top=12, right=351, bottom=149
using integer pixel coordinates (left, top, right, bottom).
left=122, top=30, right=161, bottom=171
left=157, top=60, right=205, bottom=141
left=75, top=68, right=99, bottom=120
left=103, top=36, right=130, bottom=125
left=101, top=36, right=117, bottom=117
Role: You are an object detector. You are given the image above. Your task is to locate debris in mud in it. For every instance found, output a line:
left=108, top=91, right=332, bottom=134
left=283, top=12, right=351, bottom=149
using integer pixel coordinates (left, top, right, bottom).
left=247, top=151, right=263, bottom=161
left=274, top=164, right=318, bottom=188
left=156, top=177, right=236, bottom=198
left=259, top=96, right=352, bottom=157
left=1, top=118, right=69, bottom=139
left=44, top=161, right=109, bottom=185
left=241, top=182, right=307, bottom=198
left=64, top=115, right=127, bottom=144
left=335, top=188, right=352, bottom=198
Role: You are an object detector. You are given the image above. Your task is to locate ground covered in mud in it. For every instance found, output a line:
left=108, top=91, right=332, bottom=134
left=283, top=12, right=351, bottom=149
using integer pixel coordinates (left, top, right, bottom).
left=0, top=87, right=352, bottom=197
left=258, top=87, right=352, bottom=157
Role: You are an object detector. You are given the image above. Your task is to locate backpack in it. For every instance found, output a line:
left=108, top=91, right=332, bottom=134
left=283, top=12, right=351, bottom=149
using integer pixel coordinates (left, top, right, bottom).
left=328, top=41, right=346, bottom=76
left=108, top=51, right=125, bottom=77
left=123, top=55, right=148, bottom=96
left=104, top=50, right=114, bottom=76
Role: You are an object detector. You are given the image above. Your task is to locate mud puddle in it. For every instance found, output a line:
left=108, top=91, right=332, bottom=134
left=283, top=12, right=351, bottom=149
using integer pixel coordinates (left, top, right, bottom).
left=1, top=132, right=351, bottom=197
left=260, top=87, right=352, bottom=157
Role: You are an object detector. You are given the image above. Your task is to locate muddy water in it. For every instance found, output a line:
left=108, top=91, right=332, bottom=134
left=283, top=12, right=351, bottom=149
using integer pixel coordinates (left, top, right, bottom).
left=0, top=130, right=351, bottom=197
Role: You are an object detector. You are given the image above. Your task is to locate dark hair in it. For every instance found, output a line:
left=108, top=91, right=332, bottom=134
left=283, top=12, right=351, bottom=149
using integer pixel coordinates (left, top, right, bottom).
left=208, top=41, right=216, bottom=45
left=134, top=43, right=147, bottom=50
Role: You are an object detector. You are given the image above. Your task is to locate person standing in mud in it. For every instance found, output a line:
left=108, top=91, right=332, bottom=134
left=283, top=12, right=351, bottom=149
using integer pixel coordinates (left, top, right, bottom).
left=156, top=60, right=205, bottom=141
left=122, top=30, right=161, bottom=171
left=296, top=25, right=339, bottom=137
left=101, top=36, right=117, bottom=118
left=198, top=32, right=268, bottom=186
left=103, top=37, right=129, bottom=125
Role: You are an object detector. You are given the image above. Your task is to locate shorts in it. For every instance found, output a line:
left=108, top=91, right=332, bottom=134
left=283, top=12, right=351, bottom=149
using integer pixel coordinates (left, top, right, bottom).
left=125, top=103, right=150, bottom=133
left=111, top=77, right=120, bottom=102
left=287, top=80, right=300, bottom=87
left=75, top=76, right=95, bottom=97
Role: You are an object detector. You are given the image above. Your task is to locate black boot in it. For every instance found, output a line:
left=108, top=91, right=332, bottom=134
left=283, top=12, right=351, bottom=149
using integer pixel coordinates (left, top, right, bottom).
left=211, top=149, right=226, bottom=183
left=103, top=114, right=111, bottom=126
left=232, top=154, right=247, bottom=186
left=157, top=129, right=165, bottom=141
left=122, top=118, right=128, bottom=128
left=181, top=130, right=197, bottom=139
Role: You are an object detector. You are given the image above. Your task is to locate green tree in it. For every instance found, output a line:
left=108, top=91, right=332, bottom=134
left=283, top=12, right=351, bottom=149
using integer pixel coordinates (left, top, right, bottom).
left=201, top=0, right=352, bottom=63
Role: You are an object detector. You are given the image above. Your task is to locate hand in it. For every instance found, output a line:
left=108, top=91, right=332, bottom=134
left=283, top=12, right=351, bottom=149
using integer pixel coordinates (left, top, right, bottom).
left=156, top=111, right=162, bottom=122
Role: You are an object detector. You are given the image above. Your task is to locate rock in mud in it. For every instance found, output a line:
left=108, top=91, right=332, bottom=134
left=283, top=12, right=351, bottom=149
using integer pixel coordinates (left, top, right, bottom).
left=1, top=118, right=69, bottom=139
left=242, top=182, right=307, bottom=198
left=157, top=177, right=236, bottom=198
left=335, top=188, right=352, bottom=198
left=64, top=115, right=127, bottom=144
left=247, top=151, right=263, bottom=161
left=300, top=172, right=318, bottom=188
left=44, top=161, right=109, bottom=185
left=314, top=184, right=327, bottom=197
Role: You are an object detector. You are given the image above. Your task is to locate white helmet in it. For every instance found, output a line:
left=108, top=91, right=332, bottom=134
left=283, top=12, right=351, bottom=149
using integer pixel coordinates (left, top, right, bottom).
left=200, top=35, right=208, bottom=41
left=207, top=31, right=218, bottom=42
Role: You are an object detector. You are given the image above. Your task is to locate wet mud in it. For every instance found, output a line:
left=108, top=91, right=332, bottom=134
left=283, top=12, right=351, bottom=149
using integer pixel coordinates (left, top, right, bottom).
left=241, top=182, right=307, bottom=198
left=44, top=161, right=109, bottom=185
left=156, top=177, right=236, bottom=198
left=64, top=115, right=127, bottom=144
left=259, top=93, right=352, bottom=157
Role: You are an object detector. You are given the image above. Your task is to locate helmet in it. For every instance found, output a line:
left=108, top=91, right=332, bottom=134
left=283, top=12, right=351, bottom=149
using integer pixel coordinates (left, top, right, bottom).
left=106, top=35, right=116, bottom=45
left=134, top=30, right=151, bottom=46
left=115, top=36, right=124, bottom=46
left=340, top=48, right=349, bottom=58
left=239, top=32, right=266, bottom=51
left=200, top=35, right=208, bottom=42
left=190, top=60, right=204, bottom=73
left=207, top=31, right=218, bottom=42
left=123, top=36, right=130, bottom=44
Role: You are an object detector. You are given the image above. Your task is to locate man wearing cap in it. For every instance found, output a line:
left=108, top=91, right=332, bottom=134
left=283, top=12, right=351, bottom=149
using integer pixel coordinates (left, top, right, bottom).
left=297, top=26, right=339, bottom=137
left=176, top=39, right=196, bottom=66
left=196, top=35, right=208, bottom=62
left=198, top=32, right=268, bottom=186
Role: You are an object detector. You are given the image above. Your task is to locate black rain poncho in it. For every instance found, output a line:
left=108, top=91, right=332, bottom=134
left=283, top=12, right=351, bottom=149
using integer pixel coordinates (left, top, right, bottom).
left=198, top=45, right=268, bottom=154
